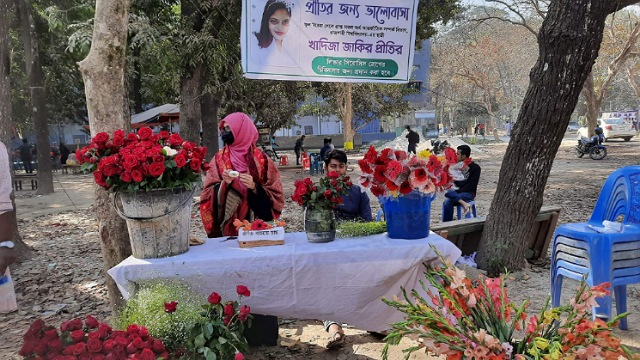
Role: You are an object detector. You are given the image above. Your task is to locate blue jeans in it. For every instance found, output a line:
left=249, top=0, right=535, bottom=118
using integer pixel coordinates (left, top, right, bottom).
left=442, top=190, right=474, bottom=222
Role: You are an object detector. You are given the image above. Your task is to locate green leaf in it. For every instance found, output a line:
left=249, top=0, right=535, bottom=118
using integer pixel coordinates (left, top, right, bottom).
left=204, top=322, right=214, bottom=338
left=218, top=336, right=228, bottom=344
left=205, top=349, right=217, bottom=360
left=195, top=333, right=205, bottom=347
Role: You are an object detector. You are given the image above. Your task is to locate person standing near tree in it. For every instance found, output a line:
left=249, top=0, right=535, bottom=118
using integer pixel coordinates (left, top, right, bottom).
left=294, top=134, right=306, bottom=165
left=18, top=139, right=33, bottom=173
left=0, top=140, right=17, bottom=292
left=505, top=122, right=512, bottom=136
left=405, top=126, right=419, bottom=154
left=59, top=143, right=70, bottom=165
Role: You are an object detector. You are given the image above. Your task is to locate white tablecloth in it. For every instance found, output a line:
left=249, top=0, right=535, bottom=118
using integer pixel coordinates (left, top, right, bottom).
left=108, top=232, right=461, bottom=332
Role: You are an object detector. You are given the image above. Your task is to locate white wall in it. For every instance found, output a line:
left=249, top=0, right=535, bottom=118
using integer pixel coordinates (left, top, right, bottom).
left=274, top=115, right=343, bottom=136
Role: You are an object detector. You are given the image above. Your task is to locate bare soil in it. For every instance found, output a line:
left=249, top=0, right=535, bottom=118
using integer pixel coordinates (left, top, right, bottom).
left=2, top=135, right=639, bottom=359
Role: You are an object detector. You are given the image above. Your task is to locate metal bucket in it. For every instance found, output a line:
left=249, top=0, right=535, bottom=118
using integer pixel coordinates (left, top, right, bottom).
left=116, top=188, right=195, bottom=259
left=304, top=208, right=336, bottom=243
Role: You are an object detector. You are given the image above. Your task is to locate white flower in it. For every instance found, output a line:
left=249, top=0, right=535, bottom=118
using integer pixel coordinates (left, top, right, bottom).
left=163, top=146, right=178, bottom=156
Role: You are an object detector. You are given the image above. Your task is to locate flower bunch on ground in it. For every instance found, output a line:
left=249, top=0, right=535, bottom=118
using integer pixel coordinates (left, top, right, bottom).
left=291, top=171, right=352, bottom=210
left=382, top=249, right=637, bottom=360
left=358, top=146, right=460, bottom=198
left=233, top=218, right=287, bottom=231
left=184, top=285, right=252, bottom=360
left=76, top=127, right=208, bottom=192
left=116, top=281, right=204, bottom=352
left=19, top=315, right=170, bottom=359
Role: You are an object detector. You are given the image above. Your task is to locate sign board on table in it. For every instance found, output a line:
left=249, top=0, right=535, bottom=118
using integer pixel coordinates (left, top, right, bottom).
left=241, top=0, right=419, bottom=83
left=238, top=227, right=285, bottom=248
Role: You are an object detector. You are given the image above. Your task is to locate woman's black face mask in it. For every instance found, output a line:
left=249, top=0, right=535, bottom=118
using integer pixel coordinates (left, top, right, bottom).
left=221, top=130, right=235, bottom=145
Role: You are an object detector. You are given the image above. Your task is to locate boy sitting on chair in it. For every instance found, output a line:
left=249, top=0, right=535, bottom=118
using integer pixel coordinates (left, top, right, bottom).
left=322, top=150, right=372, bottom=348
left=442, top=145, right=481, bottom=222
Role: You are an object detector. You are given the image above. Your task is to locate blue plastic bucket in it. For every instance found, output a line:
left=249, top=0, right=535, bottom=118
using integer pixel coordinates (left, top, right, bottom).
left=380, top=192, right=434, bottom=239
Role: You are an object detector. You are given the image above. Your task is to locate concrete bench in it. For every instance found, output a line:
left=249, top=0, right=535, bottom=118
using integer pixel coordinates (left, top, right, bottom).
left=431, top=205, right=562, bottom=261
left=13, top=174, right=38, bottom=191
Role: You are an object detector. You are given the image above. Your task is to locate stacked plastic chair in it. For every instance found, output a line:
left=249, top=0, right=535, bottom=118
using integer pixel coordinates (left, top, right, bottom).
left=309, top=153, right=324, bottom=175
left=550, top=165, right=640, bottom=330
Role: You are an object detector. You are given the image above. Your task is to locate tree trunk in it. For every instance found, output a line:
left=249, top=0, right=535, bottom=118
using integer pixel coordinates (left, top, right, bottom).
left=476, top=0, right=615, bottom=275
left=341, top=83, right=355, bottom=144
left=179, top=62, right=203, bottom=144
left=78, top=0, right=131, bottom=311
left=201, top=90, right=221, bottom=161
left=132, top=46, right=143, bottom=114
left=16, top=0, right=53, bottom=194
left=0, top=0, right=31, bottom=261
left=582, top=72, right=600, bottom=136
left=626, top=65, right=640, bottom=98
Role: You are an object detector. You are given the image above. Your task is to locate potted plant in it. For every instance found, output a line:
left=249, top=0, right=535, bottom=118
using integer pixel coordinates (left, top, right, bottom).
left=76, top=128, right=209, bottom=258
left=357, top=146, right=458, bottom=239
left=291, top=172, right=352, bottom=243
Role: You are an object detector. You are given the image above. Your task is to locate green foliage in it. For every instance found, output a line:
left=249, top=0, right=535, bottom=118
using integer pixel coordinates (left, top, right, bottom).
left=337, top=221, right=387, bottom=237
left=115, top=281, right=205, bottom=350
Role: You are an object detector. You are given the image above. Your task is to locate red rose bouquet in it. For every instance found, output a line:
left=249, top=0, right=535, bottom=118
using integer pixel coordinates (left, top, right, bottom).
left=382, top=250, right=637, bottom=360
left=76, top=127, right=208, bottom=193
left=184, top=285, right=252, bottom=360
left=291, top=171, right=352, bottom=210
left=358, top=146, right=459, bottom=198
left=19, top=315, right=170, bottom=359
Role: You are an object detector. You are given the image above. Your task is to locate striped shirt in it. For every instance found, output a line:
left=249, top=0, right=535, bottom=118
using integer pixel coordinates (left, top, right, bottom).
left=0, top=141, right=13, bottom=214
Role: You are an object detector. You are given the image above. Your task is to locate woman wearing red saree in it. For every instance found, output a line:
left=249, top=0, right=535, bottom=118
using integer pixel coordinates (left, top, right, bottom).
left=200, top=113, right=284, bottom=237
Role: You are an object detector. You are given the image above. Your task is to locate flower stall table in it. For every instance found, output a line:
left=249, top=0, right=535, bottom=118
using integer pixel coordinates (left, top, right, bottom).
left=108, top=232, right=461, bottom=332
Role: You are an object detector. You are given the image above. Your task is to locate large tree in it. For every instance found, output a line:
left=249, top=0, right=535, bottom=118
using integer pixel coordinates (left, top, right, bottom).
left=77, top=0, right=131, bottom=309
left=0, top=0, right=31, bottom=261
left=476, top=0, right=639, bottom=274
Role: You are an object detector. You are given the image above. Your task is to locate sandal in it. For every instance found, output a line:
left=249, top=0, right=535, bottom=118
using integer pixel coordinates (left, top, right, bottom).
left=326, top=331, right=345, bottom=349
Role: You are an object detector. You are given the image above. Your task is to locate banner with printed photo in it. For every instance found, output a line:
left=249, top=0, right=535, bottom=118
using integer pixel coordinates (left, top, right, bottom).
left=241, top=0, right=419, bottom=83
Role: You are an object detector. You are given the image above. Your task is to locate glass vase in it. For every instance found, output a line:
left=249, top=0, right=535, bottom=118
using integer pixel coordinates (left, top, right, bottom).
left=304, top=208, right=336, bottom=243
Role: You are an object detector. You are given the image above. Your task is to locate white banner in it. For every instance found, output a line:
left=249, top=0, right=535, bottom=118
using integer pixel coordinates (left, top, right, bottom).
left=241, top=0, right=419, bottom=83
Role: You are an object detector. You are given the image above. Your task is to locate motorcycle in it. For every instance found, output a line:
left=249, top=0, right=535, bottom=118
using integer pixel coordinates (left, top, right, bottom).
left=430, top=139, right=450, bottom=155
left=576, top=130, right=606, bottom=160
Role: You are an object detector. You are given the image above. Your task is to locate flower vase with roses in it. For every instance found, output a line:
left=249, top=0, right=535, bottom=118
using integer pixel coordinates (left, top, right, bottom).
left=77, top=127, right=210, bottom=258
left=291, top=171, right=352, bottom=243
left=180, top=285, right=253, bottom=360
left=357, top=146, right=460, bottom=239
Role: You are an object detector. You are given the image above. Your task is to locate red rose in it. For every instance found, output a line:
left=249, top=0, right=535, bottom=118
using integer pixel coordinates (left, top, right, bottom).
left=47, top=338, right=62, bottom=350
left=330, top=179, right=338, bottom=187
left=148, top=161, right=165, bottom=177
left=174, top=153, right=187, bottom=168
left=111, top=330, right=126, bottom=338
left=126, top=324, right=140, bottom=334
left=235, top=352, right=245, bottom=360
left=140, top=348, right=156, bottom=360
left=224, top=316, right=231, bottom=326
left=100, top=164, right=120, bottom=177
left=164, top=301, right=178, bottom=313
left=115, top=336, right=129, bottom=347
left=78, top=353, right=92, bottom=360
left=138, top=127, right=153, bottom=140
left=85, top=315, right=99, bottom=329
left=93, top=132, right=110, bottom=144
left=224, top=303, right=234, bottom=316
left=159, top=130, right=170, bottom=139
left=239, top=305, right=251, bottom=321
left=131, top=169, right=144, bottom=183
left=208, top=292, right=221, bottom=305
left=120, top=171, right=132, bottom=183
left=92, top=355, right=106, bottom=360
left=87, top=332, right=100, bottom=341
left=127, top=132, right=138, bottom=141
left=72, top=342, right=86, bottom=355
left=159, top=351, right=170, bottom=360
left=34, top=342, right=48, bottom=356
left=86, top=338, right=102, bottom=353
left=102, top=339, right=115, bottom=352
left=152, top=339, right=165, bottom=353
left=182, top=142, right=194, bottom=151
left=29, top=319, right=45, bottom=333
left=113, top=129, right=125, bottom=138
left=62, top=344, right=74, bottom=355
left=93, top=170, right=108, bottom=188
left=168, top=133, right=183, bottom=146
left=327, top=171, right=340, bottom=179
left=189, top=158, right=202, bottom=171
left=70, top=330, right=85, bottom=343
left=152, top=154, right=165, bottom=163
left=44, top=329, right=58, bottom=341
left=203, top=162, right=210, bottom=171
left=237, top=285, right=251, bottom=297
left=133, top=337, right=144, bottom=348
left=60, top=320, right=71, bottom=332
left=18, top=341, right=36, bottom=356
left=138, top=326, right=149, bottom=339
left=126, top=342, right=137, bottom=354
left=323, top=190, right=332, bottom=198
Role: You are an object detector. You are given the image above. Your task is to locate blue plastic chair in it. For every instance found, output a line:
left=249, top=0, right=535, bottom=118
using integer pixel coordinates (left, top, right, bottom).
left=309, top=153, right=324, bottom=175
left=550, top=165, right=640, bottom=330
left=455, top=201, right=477, bottom=220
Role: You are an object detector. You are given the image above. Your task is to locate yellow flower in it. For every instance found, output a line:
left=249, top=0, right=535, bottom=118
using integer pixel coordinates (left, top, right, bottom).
left=541, top=309, right=560, bottom=325
left=534, top=337, right=549, bottom=350
left=417, top=149, right=431, bottom=159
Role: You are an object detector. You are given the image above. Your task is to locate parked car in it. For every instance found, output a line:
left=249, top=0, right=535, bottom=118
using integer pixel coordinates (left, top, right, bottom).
left=566, top=121, right=580, bottom=132
left=577, top=118, right=635, bottom=142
